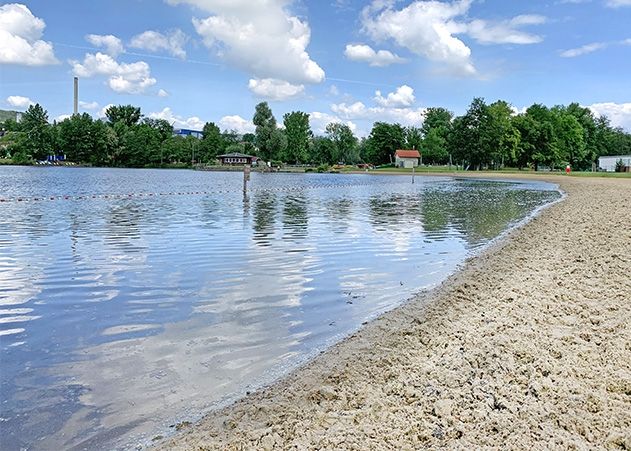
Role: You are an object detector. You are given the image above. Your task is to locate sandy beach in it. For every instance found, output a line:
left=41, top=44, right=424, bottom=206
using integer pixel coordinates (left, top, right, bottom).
left=156, top=175, right=630, bottom=450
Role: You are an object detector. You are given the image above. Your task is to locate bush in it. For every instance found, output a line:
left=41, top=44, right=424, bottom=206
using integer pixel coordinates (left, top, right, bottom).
left=10, top=150, right=33, bottom=165
left=316, top=163, right=329, bottom=173
left=615, top=159, right=626, bottom=172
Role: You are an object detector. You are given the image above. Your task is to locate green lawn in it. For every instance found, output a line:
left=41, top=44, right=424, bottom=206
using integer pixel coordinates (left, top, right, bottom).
left=370, top=166, right=631, bottom=178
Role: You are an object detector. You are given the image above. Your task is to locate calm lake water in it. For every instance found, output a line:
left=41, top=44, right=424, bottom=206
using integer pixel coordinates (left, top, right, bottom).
left=0, top=167, right=560, bottom=450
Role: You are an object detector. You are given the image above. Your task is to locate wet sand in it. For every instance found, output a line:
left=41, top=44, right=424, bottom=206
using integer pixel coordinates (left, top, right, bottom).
left=157, top=175, right=630, bottom=450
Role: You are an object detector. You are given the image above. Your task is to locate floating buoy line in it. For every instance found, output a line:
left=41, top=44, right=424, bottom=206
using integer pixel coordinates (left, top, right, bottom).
left=0, top=182, right=392, bottom=203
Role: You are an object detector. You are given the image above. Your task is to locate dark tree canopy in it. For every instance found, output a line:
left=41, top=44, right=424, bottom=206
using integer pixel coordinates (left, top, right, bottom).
left=105, top=105, right=142, bottom=127
left=365, top=122, right=406, bottom=165
left=3, top=98, right=630, bottom=170
left=283, top=111, right=311, bottom=164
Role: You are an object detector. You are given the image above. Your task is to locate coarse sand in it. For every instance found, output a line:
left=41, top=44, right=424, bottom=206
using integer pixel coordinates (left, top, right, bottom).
left=156, top=175, right=630, bottom=450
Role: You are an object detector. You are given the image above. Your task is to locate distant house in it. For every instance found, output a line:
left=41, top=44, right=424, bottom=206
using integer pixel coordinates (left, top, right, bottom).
left=599, top=155, right=631, bottom=172
left=395, top=149, right=421, bottom=168
left=218, top=153, right=258, bottom=166
left=173, top=128, right=203, bottom=139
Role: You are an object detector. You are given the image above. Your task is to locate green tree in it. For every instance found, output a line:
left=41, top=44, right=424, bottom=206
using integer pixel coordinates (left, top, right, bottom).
left=552, top=107, right=585, bottom=169
left=564, top=103, right=597, bottom=170
left=283, top=111, right=311, bottom=164
left=422, top=107, right=453, bottom=136
left=199, top=122, right=224, bottom=163
left=142, top=118, right=173, bottom=142
left=311, top=136, right=336, bottom=164
left=486, top=100, right=520, bottom=168
left=365, top=122, right=406, bottom=165
left=325, top=122, right=358, bottom=164
left=105, top=105, right=142, bottom=127
left=20, top=104, right=54, bottom=160
left=253, top=102, right=279, bottom=161
left=115, top=123, right=162, bottom=167
left=421, top=107, right=453, bottom=164
left=404, top=126, right=423, bottom=153
left=516, top=104, right=559, bottom=170
left=448, top=98, right=492, bottom=169
left=58, top=113, right=96, bottom=163
left=222, top=130, right=240, bottom=147
left=423, top=128, right=449, bottom=164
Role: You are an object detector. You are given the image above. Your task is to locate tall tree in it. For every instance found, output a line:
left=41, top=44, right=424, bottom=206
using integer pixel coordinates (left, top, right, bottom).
left=421, top=107, right=453, bottom=136
left=564, top=103, right=597, bottom=170
left=253, top=102, right=279, bottom=161
left=283, top=111, right=311, bottom=164
left=520, top=104, right=559, bottom=170
left=199, top=122, right=224, bottom=162
left=325, top=122, right=358, bottom=164
left=312, top=136, right=336, bottom=164
left=421, top=107, right=453, bottom=164
left=486, top=100, right=520, bottom=168
left=142, top=118, right=173, bottom=142
left=58, top=113, right=96, bottom=163
left=105, top=105, right=142, bottom=127
left=365, top=122, right=406, bottom=165
left=404, top=126, right=423, bottom=152
left=448, top=98, right=491, bottom=169
left=552, top=107, right=586, bottom=169
left=20, top=104, right=54, bottom=160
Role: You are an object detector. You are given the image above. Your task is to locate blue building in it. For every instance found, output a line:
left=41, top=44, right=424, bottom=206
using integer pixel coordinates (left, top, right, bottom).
left=173, top=128, right=203, bottom=139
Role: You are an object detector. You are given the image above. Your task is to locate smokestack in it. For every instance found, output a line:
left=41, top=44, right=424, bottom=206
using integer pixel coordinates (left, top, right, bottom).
left=73, top=77, right=78, bottom=115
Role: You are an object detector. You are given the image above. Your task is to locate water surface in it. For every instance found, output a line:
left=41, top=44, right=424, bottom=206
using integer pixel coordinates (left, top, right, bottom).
left=0, top=167, right=560, bottom=450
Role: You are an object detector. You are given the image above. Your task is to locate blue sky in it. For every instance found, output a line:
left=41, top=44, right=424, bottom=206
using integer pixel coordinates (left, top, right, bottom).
left=1, top=0, right=630, bottom=136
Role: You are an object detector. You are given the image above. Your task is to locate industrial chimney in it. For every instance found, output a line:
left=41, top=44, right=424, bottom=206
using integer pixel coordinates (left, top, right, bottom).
left=73, top=77, right=78, bottom=115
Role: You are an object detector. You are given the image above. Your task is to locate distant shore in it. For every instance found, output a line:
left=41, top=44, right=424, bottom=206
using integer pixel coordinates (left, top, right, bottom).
left=156, top=174, right=630, bottom=450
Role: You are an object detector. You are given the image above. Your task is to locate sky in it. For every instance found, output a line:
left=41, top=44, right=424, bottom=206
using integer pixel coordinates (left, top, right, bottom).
left=1, top=0, right=630, bottom=136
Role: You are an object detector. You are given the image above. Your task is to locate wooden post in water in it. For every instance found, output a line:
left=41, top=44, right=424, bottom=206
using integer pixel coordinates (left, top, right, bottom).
left=243, top=164, right=251, bottom=194
left=412, top=165, right=415, bottom=184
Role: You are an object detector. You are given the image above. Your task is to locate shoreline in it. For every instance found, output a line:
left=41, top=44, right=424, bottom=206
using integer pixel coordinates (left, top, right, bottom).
left=158, top=174, right=630, bottom=449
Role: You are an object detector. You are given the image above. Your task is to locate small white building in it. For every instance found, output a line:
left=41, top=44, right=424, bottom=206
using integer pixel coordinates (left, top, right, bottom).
left=395, top=149, right=421, bottom=169
left=598, top=155, right=631, bottom=172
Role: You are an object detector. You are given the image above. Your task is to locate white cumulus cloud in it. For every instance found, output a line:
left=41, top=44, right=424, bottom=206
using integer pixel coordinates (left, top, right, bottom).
left=248, top=78, right=305, bottom=101
left=86, top=34, right=124, bottom=57
left=560, top=39, right=631, bottom=58
left=309, top=111, right=357, bottom=134
left=6, top=95, right=35, bottom=108
left=466, top=15, right=546, bottom=45
left=374, top=85, right=415, bottom=108
left=218, top=115, right=255, bottom=134
left=70, top=52, right=157, bottom=95
left=588, top=102, right=631, bottom=131
left=167, top=0, right=325, bottom=85
left=331, top=101, right=425, bottom=126
left=149, top=107, right=206, bottom=130
left=361, top=0, right=476, bottom=76
left=560, top=42, right=607, bottom=57
left=158, top=89, right=169, bottom=97
left=360, top=0, right=547, bottom=77
left=344, top=44, right=406, bottom=67
left=129, top=29, right=188, bottom=59
left=79, top=100, right=99, bottom=110
left=605, top=0, right=631, bottom=7
left=0, top=3, right=58, bottom=66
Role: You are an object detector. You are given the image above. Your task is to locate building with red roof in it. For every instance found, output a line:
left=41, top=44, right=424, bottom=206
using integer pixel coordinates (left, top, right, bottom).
left=395, top=149, right=421, bottom=168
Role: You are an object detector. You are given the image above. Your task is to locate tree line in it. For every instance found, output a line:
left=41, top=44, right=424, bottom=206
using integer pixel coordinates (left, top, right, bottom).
left=1, top=98, right=629, bottom=170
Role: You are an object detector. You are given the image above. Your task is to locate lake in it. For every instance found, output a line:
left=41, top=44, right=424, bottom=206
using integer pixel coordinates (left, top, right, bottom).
left=0, top=167, right=560, bottom=450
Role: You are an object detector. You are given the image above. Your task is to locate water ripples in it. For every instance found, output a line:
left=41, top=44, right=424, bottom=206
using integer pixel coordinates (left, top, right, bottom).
left=0, top=167, right=560, bottom=450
